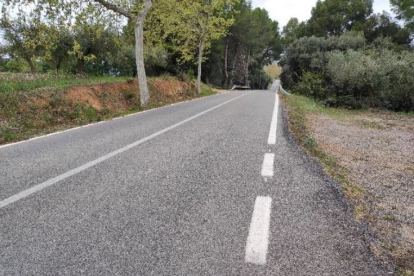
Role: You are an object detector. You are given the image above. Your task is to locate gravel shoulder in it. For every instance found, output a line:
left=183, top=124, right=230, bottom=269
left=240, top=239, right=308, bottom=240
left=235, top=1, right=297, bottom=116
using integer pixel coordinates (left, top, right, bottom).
left=281, top=94, right=414, bottom=275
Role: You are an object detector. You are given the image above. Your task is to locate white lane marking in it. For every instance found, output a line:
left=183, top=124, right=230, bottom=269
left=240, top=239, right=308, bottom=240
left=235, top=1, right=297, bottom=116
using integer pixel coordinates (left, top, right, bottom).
left=267, top=93, right=279, bottom=145
left=245, top=196, right=272, bottom=265
left=261, top=153, right=275, bottom=177
left=0, top=92, right=252, bottom=209
left=0, top=91, right=230, bottom=150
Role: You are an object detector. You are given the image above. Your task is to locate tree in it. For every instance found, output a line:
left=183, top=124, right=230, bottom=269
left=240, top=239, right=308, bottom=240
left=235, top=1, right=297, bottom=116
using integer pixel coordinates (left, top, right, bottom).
left=283, top=18, right=310, bottom=46
left=308, top=0, right=373, bottom=37
left=48, top=27, right=74, bottom=74
left=0, top=16, right=47, bottom=73
left=93, top=0, right=153, bottom=105
left=69, top=23, right=119, bottom=75
left=363, top=12, right=411, bottom=47
left=154, top=0, right=236, bottom=94
left=391, top=0, right=414, bottom=32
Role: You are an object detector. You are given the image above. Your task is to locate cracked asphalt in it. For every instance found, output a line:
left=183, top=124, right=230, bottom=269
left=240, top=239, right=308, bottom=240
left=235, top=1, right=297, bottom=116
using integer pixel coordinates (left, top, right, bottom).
left=0, top=82, right=384, bottom=275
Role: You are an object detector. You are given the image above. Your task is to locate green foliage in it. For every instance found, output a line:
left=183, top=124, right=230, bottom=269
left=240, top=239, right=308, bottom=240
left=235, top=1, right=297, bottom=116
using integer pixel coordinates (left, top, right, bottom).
left=308, top=0, right=373, bottom=37
left=202, top=0, right=283, bottom=89
left=294, top=71, right=327, bottom=100
left=363, top=12, right=412, bottom=47
left=283, top=18, right=310, bottom=46
left=282, top=31, right=414, bottom=111
left=391, top=0, right=414, bottom=32
left=0, top=74, right=131, bottom=94
left=282, top=0, right=412, bottom=48
left=5, top=58, right=28, bottom=72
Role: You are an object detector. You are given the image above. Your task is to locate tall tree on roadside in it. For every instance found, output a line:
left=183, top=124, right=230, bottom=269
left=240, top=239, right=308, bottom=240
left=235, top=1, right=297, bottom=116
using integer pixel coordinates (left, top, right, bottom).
left=282, top=18, right=310, bottom=46
left=153, top=0, right=237, bottom=94
left=92, top=0, right=153, bottom=105
left=0, top=16, right=48, bottom=73
left=363, top=12, right=411, bottom=47
left=308, top=0, right=373, bottom=37
left=391, top=0, right=414, bottom=32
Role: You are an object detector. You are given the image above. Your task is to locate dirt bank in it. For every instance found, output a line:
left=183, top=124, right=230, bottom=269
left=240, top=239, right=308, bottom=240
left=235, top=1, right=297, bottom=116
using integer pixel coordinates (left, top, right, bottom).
left=0, top=78, right=214, bottom=145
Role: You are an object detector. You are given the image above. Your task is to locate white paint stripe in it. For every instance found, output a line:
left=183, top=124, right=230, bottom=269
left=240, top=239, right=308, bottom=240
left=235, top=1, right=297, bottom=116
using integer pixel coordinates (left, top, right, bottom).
left=245, top=196, right=272, bottom=265
left=0, top=90, right=230, bottom=150
left=0, top=92, right=252, bottom=209
left=267, top=92, right=279, bottom=145
left=261, top=153, right=275, bottom=177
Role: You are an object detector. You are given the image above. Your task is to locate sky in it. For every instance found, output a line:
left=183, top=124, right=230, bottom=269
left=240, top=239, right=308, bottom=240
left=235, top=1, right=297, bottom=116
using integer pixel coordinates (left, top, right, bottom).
left=251, top=0, right=395, bottom=29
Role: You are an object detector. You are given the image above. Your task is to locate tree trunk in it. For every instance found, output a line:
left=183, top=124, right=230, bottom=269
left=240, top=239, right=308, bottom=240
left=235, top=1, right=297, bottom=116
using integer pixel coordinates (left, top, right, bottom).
left=244, top=51, right=250, bottom=87
left=77, top=58, right=85, bottom=75
left=134, top=23, right=150, bottom=106
left=133, top=0, right=153, bottom=106
left=92, top=0, right=152, bottom=105
left=230, top=43, right=239, bottom=86
left=197, top=39, right=205, bottom=94
left=26, top=58, right=36, bottom=74
left=223, top=37, right=229, bottom=87
left=56, top=59, right=62, bottom=75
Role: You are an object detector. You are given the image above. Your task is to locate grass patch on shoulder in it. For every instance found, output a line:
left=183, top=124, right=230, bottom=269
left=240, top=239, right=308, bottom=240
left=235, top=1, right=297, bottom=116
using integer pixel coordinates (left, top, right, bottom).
left=0, top=74, right=133, bottom=95
left=280, top=94, right=369, bottom=220
left=200, top=83, right=215, bottom=97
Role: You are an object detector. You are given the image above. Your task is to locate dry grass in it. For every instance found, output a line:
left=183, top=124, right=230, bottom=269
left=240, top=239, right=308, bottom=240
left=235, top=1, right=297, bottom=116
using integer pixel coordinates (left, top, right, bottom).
left=281, top=94, right=414, bottom=275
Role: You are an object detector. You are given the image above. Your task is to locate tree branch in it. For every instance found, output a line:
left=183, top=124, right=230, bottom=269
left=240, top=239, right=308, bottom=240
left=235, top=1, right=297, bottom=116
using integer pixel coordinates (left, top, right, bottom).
left=93, top=0, right=131, bottom=18
left=138, top=0, right=153, bottom=18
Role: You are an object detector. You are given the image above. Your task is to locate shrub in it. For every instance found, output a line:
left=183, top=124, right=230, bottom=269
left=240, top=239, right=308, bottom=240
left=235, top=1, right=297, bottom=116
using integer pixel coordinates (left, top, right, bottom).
left=283, top=31, right=414, bottom=111
left=294, top=71, right=327, bottom=100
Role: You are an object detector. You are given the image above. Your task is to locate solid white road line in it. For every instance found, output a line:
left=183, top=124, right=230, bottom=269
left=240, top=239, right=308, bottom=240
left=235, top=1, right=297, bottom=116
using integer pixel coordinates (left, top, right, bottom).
left=245, top=196, right=272, bottom=265
left=0, top=92, right=252, bottom=209
left=267, top=92, right=279, bottom=145
left=261, top=153, right=275, bottom=177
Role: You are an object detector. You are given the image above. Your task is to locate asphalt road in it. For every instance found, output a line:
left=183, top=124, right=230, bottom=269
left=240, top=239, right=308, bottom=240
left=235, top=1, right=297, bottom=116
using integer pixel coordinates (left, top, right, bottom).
left=0, top=82, right=384, bottom=275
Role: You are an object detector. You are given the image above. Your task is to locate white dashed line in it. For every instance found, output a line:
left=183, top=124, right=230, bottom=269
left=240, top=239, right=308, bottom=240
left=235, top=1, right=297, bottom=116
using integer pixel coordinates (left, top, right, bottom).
left=245, top=196, right=272, bottom=265
left=0, top=92, right=252, bottom=209
left=267, top=92, right=279, bottom=145
left=261, top=153, right=275, bottom=177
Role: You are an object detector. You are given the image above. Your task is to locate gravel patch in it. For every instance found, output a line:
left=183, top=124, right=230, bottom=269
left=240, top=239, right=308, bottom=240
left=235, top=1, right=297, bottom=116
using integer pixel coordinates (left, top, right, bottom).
left=310, top=110, right=414, bottom=273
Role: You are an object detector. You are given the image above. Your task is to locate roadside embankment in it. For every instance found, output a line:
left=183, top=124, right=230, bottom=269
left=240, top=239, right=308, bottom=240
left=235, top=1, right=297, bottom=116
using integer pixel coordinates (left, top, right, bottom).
left=281, top=94, right=414, bottom=276
left=0, top=74, right=215, bottom=145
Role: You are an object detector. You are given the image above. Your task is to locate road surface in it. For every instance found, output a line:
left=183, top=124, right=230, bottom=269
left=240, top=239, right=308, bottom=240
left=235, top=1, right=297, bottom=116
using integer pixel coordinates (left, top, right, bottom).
left=0, top=81, right=384, bottom=275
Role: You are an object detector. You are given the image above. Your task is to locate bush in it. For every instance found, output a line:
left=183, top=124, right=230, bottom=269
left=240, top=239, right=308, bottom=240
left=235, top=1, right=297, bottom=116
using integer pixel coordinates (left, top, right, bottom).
left=294, top=71, right=327, bottom=100
left=282, top=31, right=414, bottom=111
left=6, top=58, right=27, bottom=73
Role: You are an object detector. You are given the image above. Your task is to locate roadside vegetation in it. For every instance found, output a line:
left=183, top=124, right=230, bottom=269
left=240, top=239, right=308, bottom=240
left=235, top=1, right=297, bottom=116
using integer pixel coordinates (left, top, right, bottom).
left=0, top=0, right=281, bottom=144
left=281, top=94, right=414, bottom=275
left=280, top=0, right=413, bottom=112
left=279, top=0, right=413, bottom=274
left=0, top=73, right=215, bottom=144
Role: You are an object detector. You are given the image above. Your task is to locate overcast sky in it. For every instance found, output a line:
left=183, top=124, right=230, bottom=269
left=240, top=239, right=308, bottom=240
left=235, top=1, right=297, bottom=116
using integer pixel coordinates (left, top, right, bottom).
left=251, top=0, right=394, bottom=29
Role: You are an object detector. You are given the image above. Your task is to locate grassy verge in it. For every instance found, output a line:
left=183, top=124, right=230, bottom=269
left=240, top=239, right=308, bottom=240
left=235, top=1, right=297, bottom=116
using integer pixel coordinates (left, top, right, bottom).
left=281, top=93, right=414, bottom=276
left=0, top=74, right=132, bottom=95
left=280, top=94, right=370, bottom=219
left=0, top=75, right=217, bottom=145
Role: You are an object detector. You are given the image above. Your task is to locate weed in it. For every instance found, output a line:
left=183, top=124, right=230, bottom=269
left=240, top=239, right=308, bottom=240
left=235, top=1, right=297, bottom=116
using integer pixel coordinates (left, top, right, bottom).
left=123, top=90, right=135, bottom=100
left=3, top=129, right=16, bottom=142
left=85, top=107, right=98, bottom=122
left=384, top=214, right=397, bottom=221
left=303, top=135, right=316, bottom=148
